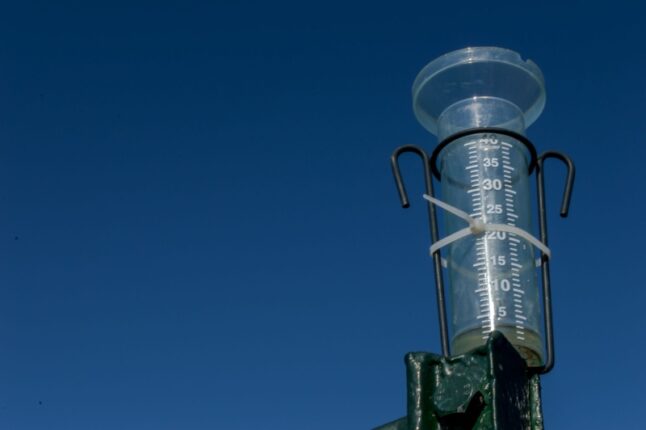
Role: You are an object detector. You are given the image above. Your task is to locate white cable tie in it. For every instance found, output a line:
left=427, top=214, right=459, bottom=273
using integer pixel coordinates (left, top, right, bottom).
left=429, top=228, right=473, bottom=256
left=423, top=194, right=551, bottom=260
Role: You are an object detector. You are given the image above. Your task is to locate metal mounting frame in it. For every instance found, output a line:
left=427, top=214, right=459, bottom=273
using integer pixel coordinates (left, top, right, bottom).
left=390, top=129, right=575, bottom=374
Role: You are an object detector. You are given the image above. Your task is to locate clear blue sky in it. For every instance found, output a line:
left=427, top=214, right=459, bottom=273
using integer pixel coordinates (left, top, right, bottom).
left=1, top=1, right=644, bottom=429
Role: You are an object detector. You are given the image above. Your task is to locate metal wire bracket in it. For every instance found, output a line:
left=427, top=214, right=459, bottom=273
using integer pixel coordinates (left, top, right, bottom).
left=390, top=135, right=575, bottom=375
left=391, top=145, right=450, bottom=357
left=535, top=151, right=575, bottom=374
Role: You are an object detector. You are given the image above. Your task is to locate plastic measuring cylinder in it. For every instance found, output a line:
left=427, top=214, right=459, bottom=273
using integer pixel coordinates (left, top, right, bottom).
left=412, top=47, right=546, bottom=366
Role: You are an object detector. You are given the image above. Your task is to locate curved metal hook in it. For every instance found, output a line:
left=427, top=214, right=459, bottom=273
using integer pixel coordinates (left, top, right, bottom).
left=538, top=151, right=576, bottom=218
left=390, top=145, right=432, bottom=208
left=390, top=145, right=450, bottom=357
left=534, top=150, right=575, bottom=374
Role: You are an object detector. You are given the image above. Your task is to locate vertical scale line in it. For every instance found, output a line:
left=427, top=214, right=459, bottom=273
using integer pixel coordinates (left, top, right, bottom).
left=484, top=137, right=497, bottom=338
left=502, top=140, right=525, bottom=342
left=465, top=139, right=490, bottom=340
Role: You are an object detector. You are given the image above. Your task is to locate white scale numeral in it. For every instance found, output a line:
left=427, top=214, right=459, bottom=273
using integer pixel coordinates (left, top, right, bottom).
left=488, top=255, right=506, bottom=266
left=483, top=157, right=499, bottom=167
left=490, top=278, right=511, bottom=292
left=481, top=179, right=502, bottom=190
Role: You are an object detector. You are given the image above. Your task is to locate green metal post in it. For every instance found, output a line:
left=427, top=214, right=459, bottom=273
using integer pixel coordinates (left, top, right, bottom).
left=374, top=332, right=543, bottom=430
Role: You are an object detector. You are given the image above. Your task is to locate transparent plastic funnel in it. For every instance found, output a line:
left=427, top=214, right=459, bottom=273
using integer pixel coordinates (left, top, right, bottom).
left=413, top=47, right=546, bottom=365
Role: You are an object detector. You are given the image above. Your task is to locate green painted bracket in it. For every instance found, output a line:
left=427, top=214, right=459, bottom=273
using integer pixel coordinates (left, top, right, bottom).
left=374, top=332, right=543, bottom=430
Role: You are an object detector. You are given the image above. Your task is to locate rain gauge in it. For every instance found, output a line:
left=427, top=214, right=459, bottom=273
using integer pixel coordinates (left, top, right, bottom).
left=414, top=47, right=548, bottom=366
left=377, top=47, right=575, bottom=430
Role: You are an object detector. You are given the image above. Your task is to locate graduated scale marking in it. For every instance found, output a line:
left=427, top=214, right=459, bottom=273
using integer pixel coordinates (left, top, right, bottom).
left=461, top=135, right=528, bottom=344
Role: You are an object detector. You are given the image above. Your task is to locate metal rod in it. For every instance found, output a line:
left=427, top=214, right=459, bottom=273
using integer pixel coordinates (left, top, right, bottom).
left=391, top=145, right=450, bottom=356
left=535, top=151, right=575, bottom=374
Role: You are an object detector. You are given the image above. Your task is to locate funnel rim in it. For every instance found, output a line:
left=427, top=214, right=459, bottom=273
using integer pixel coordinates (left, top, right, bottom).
left=412, top=47, right=546, bottom=135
